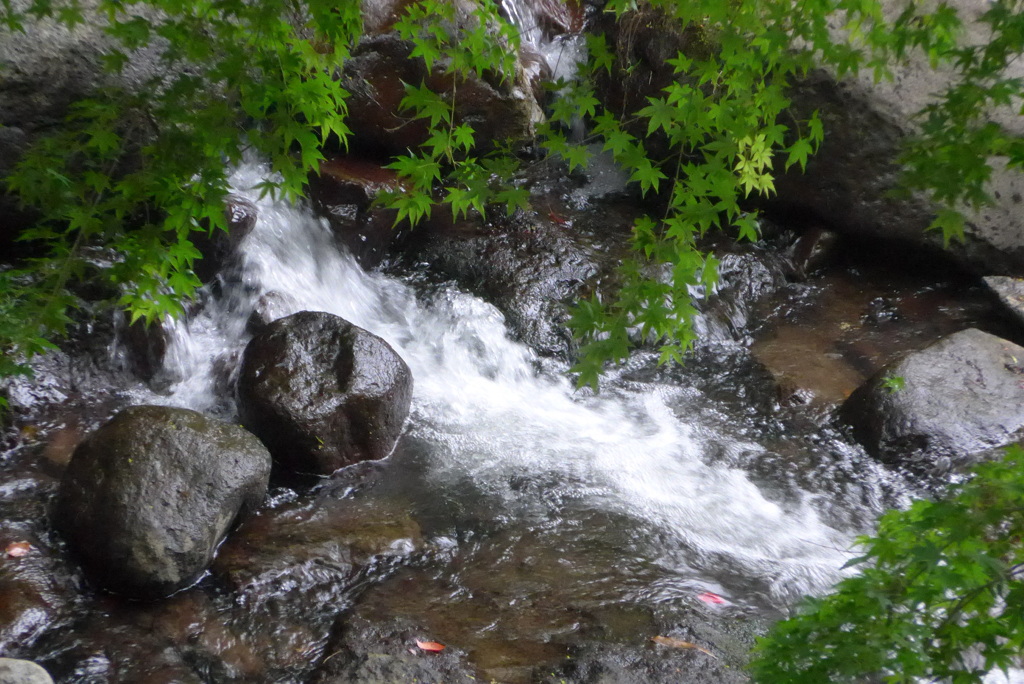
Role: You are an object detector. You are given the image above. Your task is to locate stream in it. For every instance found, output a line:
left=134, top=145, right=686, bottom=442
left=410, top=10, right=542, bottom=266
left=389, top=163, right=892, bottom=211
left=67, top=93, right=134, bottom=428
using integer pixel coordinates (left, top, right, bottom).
left=2, top=156, right=1016, bottom=682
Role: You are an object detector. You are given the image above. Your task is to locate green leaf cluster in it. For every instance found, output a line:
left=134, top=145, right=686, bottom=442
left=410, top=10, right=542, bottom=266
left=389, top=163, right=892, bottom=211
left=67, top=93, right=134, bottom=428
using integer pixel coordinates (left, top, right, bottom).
left=548, top=0, right=1022, bottom=387
left=0, top=0, right=359, bottom=368
left=750, top=444, right=1024, bottom=683
left=380, top=0, right=530, bottom=226
left=0, top=0, right=1021, bottom=395
left=556, top=0, right=829, bottom=387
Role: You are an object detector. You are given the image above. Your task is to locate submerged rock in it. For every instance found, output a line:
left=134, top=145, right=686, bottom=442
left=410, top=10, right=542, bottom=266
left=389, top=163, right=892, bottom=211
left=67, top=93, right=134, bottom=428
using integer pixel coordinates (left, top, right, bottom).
left=237, top=311, right=413, bottom=474
left=214, top=495, right=422, bottom=598
left=840, top=328, right=1024, bottom=471
left=55, top=405, right=272, bottom=599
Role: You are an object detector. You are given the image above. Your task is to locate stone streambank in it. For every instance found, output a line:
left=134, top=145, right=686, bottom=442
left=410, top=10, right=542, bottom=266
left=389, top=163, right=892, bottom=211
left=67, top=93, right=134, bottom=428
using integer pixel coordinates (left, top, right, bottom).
left=237, top=311, right=413, bottom=475
left=841, top=328, right=1024, bottom=473
left=55, top=405, right=271, bottom=599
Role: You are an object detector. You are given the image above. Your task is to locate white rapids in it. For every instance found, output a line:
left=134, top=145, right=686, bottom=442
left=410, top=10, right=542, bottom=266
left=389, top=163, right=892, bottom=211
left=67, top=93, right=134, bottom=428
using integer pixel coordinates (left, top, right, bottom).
left=134, top=161, right=860, bottom=604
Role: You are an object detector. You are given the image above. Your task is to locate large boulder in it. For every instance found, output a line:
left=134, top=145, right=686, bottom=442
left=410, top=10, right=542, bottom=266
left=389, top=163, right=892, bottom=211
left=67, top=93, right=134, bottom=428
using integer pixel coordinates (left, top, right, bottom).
left=840, top=328, right=1024, bottom=471
left=772, top=0, right=1024, bottom=275
left=55, top=405, right=272, bottom=599
left=236, top=311, right=413, bottom=474
left=587, top=2, right=1024, bottom=275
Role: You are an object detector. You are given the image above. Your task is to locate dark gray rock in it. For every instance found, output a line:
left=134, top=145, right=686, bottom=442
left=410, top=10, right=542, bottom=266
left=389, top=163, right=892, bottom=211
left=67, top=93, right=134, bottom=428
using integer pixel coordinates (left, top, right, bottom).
left=403, top=215, right=600, bottom=359
left=237, top=311, right=413, bottom=474
left=984, top=275, right=1024, bottom=329
left=0, top=659, right=54, bottom=684
left=55, top=405, right=272, bottom=599
left=840, top=328, right=1024, bottom=471
left=116, top=314, right=171, bottom=384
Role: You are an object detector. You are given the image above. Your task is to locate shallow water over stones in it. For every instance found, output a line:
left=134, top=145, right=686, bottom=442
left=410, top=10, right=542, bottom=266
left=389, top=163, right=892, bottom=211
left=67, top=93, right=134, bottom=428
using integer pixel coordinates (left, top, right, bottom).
left=0, top=162, right=1017, bottom=682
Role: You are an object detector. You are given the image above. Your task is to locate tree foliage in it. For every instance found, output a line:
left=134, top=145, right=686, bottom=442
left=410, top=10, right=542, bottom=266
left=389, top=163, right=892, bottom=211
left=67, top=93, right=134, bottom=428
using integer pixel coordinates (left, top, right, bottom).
left=750, top=444, right=1024, bottom=683
left=0, top=0, right=1021, bottom=392
left=0, top=0, right=361, bottom=387
left=551, top=0, right=1024, bottom=387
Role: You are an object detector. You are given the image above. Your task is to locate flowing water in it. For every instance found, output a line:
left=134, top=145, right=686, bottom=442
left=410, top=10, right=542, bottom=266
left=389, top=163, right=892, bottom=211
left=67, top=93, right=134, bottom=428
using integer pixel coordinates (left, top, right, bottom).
left=0, top=4, right=1017, bottom=680
left=2, top=156, right=1010, bottom=681
left=147, top=162, right=864, bottom=600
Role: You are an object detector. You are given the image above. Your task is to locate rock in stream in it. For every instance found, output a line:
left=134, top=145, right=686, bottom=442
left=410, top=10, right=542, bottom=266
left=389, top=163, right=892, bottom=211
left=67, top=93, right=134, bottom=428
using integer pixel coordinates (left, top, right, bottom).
left=237, top=311, right=413, bottom=475
left=840, top=328, right=1024, bottom=472
left=55, top=405, right=272, bottom=599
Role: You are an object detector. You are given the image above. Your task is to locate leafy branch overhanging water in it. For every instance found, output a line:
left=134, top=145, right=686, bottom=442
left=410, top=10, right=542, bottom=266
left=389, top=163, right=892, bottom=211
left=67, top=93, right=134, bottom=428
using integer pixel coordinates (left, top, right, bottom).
left=0, top=0, right=1021, bottom=390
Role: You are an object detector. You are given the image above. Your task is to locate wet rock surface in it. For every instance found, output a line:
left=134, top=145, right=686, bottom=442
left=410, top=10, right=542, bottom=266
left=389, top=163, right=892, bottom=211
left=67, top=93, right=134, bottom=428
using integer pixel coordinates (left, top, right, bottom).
left=307, top=157, right=405, bottom=268
left=840, top=328, right=1024, bottom=472
left=214, top=486, right=422, bottom=599
left=0, top=486, right=80, bottom=659
left=401, top=213, right=603, bottom=359
left=116, top=315, right=172, bottom=386
left=55, top=405, right=272, bottom=598
left=191, top=195, right=260, bottom=283
left=237, top=311, right=413, bottom=474
left=246, top=291, right=298, bottom=334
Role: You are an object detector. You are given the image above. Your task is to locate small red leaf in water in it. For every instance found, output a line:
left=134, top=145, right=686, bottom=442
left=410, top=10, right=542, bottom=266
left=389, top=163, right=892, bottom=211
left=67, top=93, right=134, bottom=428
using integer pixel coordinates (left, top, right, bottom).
left=547, top=210, right=569, bottom=225
left=697, top=591, right=725, bottom=605
left=415, top=640, right=445, bottom=653
left=5, top=541, right=31, bottom=558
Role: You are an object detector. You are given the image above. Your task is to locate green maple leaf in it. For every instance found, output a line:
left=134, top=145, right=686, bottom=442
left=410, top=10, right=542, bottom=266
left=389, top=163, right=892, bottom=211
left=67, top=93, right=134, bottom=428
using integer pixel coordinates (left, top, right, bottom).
left=785, top=137, right=814, bottom=171
left=639, top=96, right=677, bottom=136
